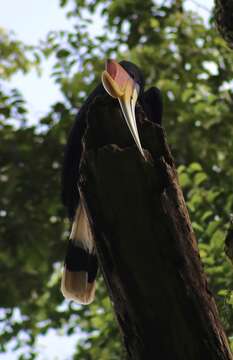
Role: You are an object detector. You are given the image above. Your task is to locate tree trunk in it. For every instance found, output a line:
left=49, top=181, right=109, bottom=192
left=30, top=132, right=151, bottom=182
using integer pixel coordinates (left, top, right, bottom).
left=214, top=0, right=233, bottom=49
left=79, top=95, right=233, bottom=360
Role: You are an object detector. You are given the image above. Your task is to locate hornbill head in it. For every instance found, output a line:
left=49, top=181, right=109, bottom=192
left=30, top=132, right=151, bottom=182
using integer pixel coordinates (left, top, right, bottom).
left=102, top=59, right=146, bottom=159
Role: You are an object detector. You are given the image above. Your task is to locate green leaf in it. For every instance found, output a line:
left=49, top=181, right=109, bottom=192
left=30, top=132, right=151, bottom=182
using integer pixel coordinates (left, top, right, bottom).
left=188, top=162, right=203, bottom=173
left=179, top=173, right=191, bottom=188
left=56, top=49, right=71, bottom=58
left=211, top=230, right=225, bottom=248
left=194, top=172, right=208, bottom=186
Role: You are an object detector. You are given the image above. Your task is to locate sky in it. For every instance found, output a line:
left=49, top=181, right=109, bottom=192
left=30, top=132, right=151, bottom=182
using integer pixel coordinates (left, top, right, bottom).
left=0, top=0, right=74, bottom=125
left=0, top=0, right=214, bottom=359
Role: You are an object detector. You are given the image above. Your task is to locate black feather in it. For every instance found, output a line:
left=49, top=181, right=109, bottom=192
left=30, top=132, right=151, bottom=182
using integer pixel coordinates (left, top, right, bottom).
left=61, top=84, right=105, bottom=220
left=142, top=87, right=163, bottom=125
left=65, top=240, right=98, bottom=283
left=61, top=61, right=163, bottom=220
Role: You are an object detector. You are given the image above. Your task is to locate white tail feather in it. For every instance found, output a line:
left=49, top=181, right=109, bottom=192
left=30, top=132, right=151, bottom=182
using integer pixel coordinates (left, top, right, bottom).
left=61, top=267, right=95, bottom=304
left=70, top=201, right=94, bottom=251
left=61, top=201, right=96, bottom=304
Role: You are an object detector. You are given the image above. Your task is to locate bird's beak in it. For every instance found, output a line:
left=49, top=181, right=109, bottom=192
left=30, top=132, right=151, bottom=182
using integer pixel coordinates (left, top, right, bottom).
left=102, top=59, right=145, bottom=159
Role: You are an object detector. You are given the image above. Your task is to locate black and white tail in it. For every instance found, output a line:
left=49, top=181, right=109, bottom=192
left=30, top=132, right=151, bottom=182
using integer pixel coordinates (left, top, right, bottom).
left=61, top=202, right=98, bottom=304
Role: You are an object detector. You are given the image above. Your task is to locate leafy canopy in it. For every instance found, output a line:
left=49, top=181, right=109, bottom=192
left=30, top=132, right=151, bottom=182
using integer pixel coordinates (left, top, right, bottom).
left=1, top=0, right=233, bottom=358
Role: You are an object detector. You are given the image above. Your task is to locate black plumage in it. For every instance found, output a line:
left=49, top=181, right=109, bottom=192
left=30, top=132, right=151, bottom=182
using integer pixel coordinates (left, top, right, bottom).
left=61, top=60, right=163, bottom=304
left=62, top=61, right=163, bottom=220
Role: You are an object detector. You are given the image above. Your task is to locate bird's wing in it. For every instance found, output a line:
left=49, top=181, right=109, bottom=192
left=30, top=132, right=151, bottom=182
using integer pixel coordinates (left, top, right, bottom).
left=143, top=87, right=163, bottom=125
left=61, top=84, right=105, bottom=220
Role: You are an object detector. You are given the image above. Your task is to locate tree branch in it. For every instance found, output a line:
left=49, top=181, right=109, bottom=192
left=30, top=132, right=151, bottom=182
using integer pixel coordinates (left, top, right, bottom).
left=214, top=0, right=233, bottom=49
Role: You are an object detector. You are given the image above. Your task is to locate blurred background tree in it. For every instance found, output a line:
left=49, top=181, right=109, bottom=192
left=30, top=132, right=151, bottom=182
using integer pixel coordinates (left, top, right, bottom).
left=0, top=0, right=233, bottom=358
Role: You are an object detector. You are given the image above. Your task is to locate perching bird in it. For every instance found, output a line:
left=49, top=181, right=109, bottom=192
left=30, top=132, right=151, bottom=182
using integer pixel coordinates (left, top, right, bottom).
left=61, top=59, right=163, bottom=304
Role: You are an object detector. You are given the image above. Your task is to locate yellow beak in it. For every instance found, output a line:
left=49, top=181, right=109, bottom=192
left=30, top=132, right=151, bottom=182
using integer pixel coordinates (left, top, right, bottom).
left=102, top=61, right=145, bottom=159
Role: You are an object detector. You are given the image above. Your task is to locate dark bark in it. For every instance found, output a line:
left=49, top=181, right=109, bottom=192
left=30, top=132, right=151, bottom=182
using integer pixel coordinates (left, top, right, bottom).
left=214, top=0, right=233, bottom=49
left=225, top=217, right=233, bottom=264
left=79, top=94, right=232, bottom=360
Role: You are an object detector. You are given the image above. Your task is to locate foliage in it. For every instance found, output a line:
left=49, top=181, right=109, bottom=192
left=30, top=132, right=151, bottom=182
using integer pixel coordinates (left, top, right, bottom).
left=0, top=27, right=40, bottom=79
left=1, top=0, right=233, bottom=358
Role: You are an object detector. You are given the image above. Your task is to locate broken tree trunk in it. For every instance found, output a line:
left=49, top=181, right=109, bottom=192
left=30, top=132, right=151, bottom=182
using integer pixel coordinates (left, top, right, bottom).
left=214, top=0, right=233, bottom=49
left=79, top=94, right=233, bottom=360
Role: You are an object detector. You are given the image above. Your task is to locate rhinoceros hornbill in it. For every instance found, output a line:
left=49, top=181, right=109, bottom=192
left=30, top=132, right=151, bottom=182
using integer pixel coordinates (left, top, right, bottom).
left=61, top=59, right=163, bottom=304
